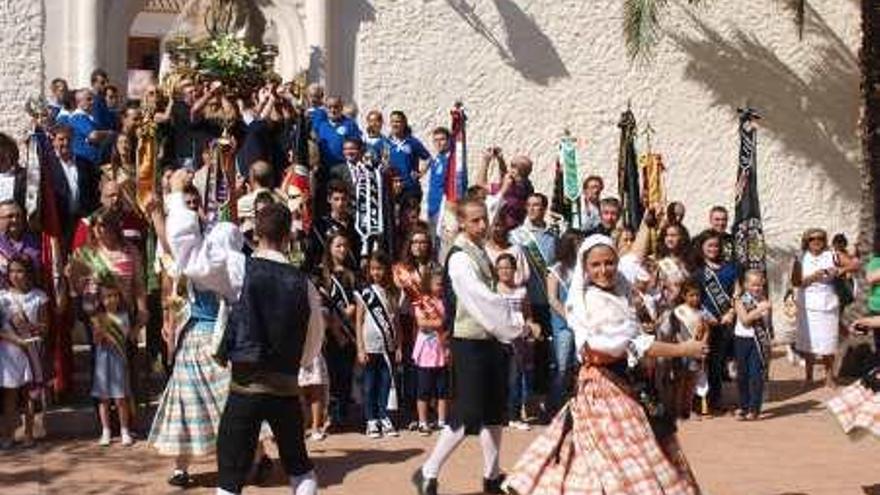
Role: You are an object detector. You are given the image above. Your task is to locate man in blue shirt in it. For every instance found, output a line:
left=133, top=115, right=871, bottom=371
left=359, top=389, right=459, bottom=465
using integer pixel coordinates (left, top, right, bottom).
left=425, top=127, right=451, bottom=227
left=363, top=109, right=391, bottom=160
left=89, top=69, right=114, bottom=131
left=68, top=89, right=114, bottom=166
left=310, top=96, right=361, bottom=169
left=388, top=110, right=430, bottom=200
left=510, top=193, right=558, bottom=402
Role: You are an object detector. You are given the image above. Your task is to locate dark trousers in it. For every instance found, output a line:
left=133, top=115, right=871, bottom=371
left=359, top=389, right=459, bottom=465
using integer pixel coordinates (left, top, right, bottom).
left=734, top=336, right=765, bottom=414
left=707, top=324, right=733, bottom=409
left=362, top=354, right=391, bottom=421
left=217, top=392, right=313, bottom=493
left=531, top=304, right=552, bottom=395
left=326, top=341, right=356, bottom=424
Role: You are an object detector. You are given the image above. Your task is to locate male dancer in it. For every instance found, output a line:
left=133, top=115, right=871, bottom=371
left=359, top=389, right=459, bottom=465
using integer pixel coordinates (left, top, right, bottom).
left=412, top=198, right=523, bottom=495
left=216, top=202, right=325, bottom=495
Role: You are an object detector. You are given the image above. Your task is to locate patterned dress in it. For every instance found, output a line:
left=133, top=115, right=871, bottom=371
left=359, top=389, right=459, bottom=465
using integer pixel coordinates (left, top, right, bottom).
left=147, top=290, right=230, bottom=456
left=506, top=275, right=701, bottom=495
left=827, top=370, right=880, bottom=440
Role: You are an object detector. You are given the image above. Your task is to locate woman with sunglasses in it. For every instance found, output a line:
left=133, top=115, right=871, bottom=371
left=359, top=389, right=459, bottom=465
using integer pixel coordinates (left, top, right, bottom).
left=792, top=228, right=841, bottom=388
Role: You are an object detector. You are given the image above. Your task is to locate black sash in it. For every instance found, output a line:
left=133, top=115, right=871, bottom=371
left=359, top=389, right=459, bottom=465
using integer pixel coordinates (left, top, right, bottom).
left=702, top=266, right=732, bottom=317
left=360, top=285, right=396, bottom=356
left=741, top=293, right=772, bottom=376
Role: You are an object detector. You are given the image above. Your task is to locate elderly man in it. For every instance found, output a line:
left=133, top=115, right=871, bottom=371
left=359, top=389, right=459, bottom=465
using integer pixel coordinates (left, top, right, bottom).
left=0, top=201, right=40, bottom=287
left=68, top=89, right=114, bottom=166
left=70, top=177, right=147, bottom=252
left=498, top=154, right=535, bottom=228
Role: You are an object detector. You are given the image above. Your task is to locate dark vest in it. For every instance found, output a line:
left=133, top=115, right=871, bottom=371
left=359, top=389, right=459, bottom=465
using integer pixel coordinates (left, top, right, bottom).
left=226, top=257, right=311, bottom=375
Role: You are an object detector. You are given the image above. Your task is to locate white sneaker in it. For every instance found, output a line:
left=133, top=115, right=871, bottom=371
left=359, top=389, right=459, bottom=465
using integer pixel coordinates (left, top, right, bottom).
left=366, top=420, right=381, bottom=439
left=120, top=432, right=134, bottom=446
left=380, top=417, right=399, bottom=437
left=509, top=420, right=532, bottom=431
left=98, top=430, right=111, bottom=446
left=310, top=430, right=327, bottom=442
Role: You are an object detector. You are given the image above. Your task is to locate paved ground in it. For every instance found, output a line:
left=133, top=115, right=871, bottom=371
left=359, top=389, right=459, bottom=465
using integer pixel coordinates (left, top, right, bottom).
left=2, top=356, right=879, bottom=495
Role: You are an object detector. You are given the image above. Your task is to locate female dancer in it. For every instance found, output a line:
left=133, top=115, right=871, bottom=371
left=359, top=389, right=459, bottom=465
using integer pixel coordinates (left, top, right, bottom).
left=506, top=235, right=706, bottom=495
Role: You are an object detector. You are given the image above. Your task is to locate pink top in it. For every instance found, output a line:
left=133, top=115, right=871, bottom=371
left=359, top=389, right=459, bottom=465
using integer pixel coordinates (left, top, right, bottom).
left=411, top=296, right=447, bottom=368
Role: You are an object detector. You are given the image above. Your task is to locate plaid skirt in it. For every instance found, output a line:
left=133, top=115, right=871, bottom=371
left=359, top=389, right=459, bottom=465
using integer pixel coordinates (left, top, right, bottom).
left=148, top=320, right=230, bottom=457
left=827, top=381, right=880, bottom=439
left=506, top=363, right=701, bottom=495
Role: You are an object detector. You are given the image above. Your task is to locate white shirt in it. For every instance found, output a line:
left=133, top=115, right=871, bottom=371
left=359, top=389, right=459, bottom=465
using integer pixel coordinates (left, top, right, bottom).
left=58, top=156, right=79, bottom=210
left=447, top=236, right=524, bottom=343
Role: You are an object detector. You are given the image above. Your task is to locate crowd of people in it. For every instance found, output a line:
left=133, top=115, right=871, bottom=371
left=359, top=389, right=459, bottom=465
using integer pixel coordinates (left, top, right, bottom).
left=0, top=66, right=877, bottom=495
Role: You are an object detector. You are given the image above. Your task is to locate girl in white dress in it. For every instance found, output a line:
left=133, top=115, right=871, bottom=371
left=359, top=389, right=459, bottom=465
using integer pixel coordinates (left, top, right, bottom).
left=0, top=256, right=48, bottom=449
left=792, top=229, right=840, bottom=387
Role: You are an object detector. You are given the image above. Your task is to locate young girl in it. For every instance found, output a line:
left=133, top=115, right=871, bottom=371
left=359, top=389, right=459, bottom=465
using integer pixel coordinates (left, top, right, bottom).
left=734, top=270, right=772, bottom=421
left=669, top=280, right=710, bottom=419
left=0, top=256, right=48, bottom=448
left=90, top=279, right=134, bottom=446
left=412, top=269, right=449, bottom=436
left=321, top=233, right=358, bottom=429
left=495, top=253, right=539, bottom=430
left=356, top=250, right=401, bottom=438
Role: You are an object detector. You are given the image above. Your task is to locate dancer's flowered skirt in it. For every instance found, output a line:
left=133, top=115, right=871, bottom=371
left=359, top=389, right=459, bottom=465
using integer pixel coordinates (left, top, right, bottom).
left=828, top=380, right=880, bottom=439
left=148, top=320, right=230, bottom=456
left=506, top=363, right=701, bottom=495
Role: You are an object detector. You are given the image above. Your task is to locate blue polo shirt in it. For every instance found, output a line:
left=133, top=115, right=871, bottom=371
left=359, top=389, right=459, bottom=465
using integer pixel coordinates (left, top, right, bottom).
left=364, top=133, right=391, bottom=160
left=388, top=135, right=430, bottom=194
left=310, top=107, right=361, bottom=168
left=426, top=151, right=449, bottom=219
left=91, top=93, right=114, bottom=131
left=68, top=110, right=101, bottom=165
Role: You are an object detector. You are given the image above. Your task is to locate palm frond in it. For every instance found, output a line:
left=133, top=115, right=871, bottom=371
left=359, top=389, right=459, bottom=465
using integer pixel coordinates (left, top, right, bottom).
left=624, top=0, right=668, bottom=62
left=795, top=0, right=805, bottom=40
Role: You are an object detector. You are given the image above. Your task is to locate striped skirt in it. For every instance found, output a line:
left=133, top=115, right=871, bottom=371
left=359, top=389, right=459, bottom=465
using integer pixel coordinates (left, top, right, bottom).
left=148, top=320, right=230, bottom=457
left=505, top=363, right=701, bottom=495
left=827, top=381, right=880, bottom=440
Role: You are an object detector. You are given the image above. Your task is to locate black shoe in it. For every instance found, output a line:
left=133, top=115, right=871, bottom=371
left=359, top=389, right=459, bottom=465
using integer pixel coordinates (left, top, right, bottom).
left=483, top=473, right=507, bottom=494
left=411, top=468, right=438, bottom=495
left=251, top=455, right=273, bottom=485
left=167, top=471, right=193, bottom=487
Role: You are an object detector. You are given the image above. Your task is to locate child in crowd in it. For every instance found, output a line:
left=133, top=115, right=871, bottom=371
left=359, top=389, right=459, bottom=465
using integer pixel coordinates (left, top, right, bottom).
left=356, top=250, right=401, bottom=439
left=321, top=233, right=358, bottom=429
left=90, top=279, right=134, bottom=446
left=670, top=280, right=710, bottom=419
left=299, top=331, right=329, bottom=442
left=495, top=253, right=540, bottom=431
left=0, top=256, right=48, bottom=448
left=412, top=269, right=450, bottom=436
left=734, top=270, right=772, bottom=421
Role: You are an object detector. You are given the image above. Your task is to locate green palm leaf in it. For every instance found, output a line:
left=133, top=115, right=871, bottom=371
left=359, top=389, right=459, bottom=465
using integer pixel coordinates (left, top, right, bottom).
left=624, top=0, right=667, bottom=62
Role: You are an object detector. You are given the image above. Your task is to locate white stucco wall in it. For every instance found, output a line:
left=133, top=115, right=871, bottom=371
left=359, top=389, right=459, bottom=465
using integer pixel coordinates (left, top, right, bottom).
left=0, top=0, right=44, bottom=140
left=350, top=0, right=863, bottom=294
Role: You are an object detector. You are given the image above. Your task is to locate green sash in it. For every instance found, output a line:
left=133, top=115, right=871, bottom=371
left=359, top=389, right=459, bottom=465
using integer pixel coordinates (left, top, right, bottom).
left=92, top=313, right=128, bottom=359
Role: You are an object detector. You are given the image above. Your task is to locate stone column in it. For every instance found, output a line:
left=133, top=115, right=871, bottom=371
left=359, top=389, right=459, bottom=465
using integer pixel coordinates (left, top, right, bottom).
left=304, top=0, right=330, bottom=86
left=75, top=0, right=100, bottom=86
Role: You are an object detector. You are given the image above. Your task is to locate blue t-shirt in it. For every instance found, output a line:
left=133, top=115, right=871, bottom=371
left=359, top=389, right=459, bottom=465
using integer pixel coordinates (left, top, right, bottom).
left=310, top=107, right=361, bottom=168
left=68, top=111, right=100, bottom=165
left=388, top=135, right=430, bottom=194
left=364, top=133, right=391, bottom=160
left=91, top=93, right=114, bottom=131
left=426, top=152, right=449, bottom=219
